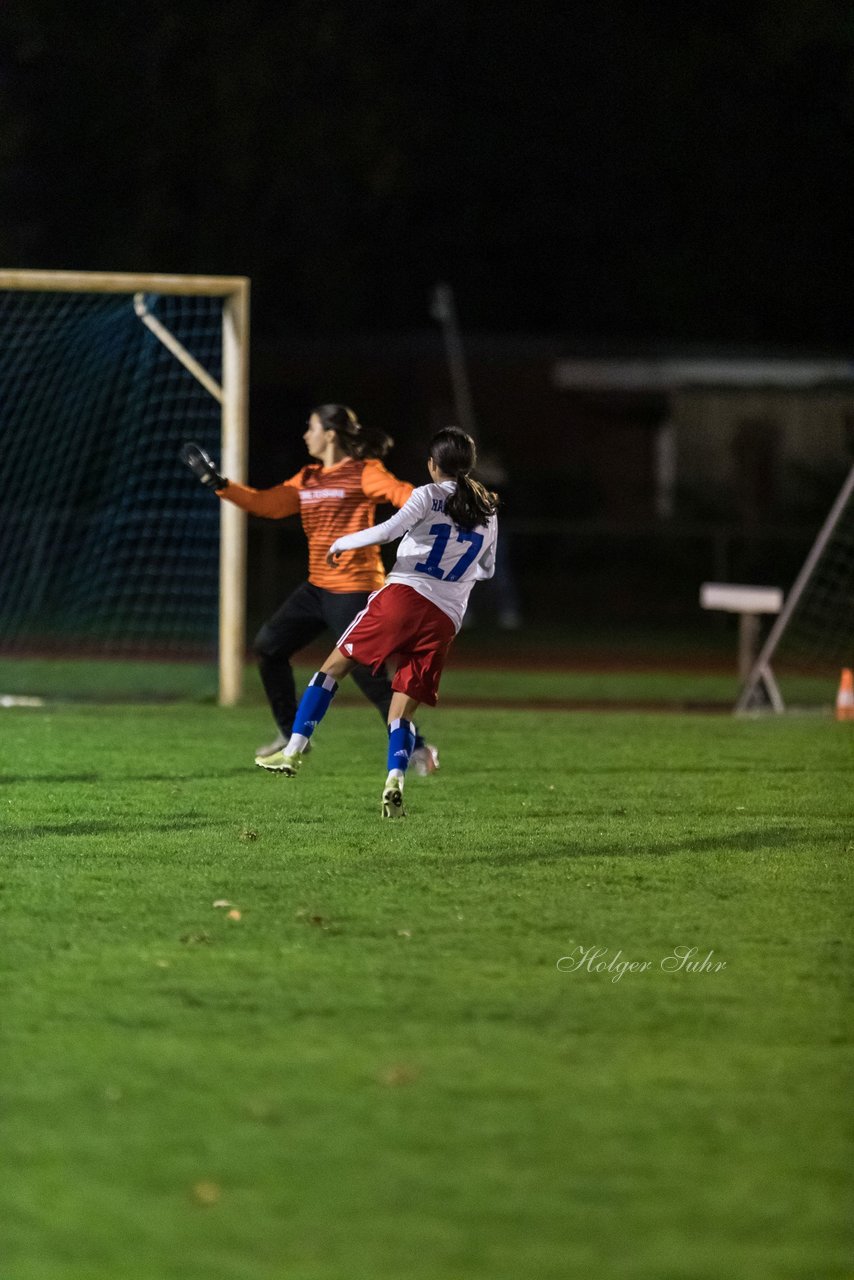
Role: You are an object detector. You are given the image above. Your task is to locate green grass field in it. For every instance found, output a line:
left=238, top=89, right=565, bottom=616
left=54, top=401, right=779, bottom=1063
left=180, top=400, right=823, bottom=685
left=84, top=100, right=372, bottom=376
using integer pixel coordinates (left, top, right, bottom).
left=0, top=653, right=838, bottom=709
left=2, top=678, right=852, bottom=1279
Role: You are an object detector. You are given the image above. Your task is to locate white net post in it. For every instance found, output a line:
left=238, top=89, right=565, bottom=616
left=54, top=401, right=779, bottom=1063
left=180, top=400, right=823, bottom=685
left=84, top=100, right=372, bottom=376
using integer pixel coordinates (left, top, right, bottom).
left=736, top=461, right=854, bottom=712
left=220, top=286, right=250, bottom=706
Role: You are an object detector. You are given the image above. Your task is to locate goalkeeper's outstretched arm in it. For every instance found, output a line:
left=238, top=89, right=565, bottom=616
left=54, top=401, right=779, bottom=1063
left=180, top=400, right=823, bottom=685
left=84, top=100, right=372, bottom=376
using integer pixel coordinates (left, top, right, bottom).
left=181, top=442, right=301, bottom=519
left=180, top=442, right=228, bottom=490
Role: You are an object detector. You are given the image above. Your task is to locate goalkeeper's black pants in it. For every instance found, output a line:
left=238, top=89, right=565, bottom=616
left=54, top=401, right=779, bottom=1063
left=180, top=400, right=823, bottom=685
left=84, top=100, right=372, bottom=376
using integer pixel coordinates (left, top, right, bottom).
left=254, top=581, right=425, bottom=745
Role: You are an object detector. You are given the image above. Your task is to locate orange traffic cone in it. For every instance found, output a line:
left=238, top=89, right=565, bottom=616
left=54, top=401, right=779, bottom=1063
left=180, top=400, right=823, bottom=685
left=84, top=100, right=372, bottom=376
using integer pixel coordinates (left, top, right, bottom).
left=835, top=669, right=854, bottom=721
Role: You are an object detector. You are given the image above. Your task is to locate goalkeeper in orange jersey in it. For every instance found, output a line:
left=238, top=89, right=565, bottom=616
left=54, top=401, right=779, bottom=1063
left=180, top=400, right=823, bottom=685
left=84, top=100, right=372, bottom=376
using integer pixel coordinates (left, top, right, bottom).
left=181, top=405, right=438, bottom=774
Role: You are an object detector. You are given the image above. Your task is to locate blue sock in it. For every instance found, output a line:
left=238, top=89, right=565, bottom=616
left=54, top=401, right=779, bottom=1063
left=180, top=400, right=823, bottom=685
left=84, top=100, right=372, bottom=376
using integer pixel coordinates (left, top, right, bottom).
left=293, top=672, right=338, bottom=739
left=387, top=717, right=416, bottom=776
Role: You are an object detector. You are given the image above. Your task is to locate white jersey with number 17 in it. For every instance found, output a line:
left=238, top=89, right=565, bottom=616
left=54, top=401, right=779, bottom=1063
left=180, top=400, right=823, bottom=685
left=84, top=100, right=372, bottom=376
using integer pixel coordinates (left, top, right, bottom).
left=329, top=480, right=497, bottom=632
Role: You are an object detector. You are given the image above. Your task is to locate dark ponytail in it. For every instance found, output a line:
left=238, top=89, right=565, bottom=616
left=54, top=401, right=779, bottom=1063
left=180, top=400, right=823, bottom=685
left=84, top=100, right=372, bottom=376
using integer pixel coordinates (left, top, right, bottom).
left=430, top=427, right=499, bottom=529
left=313, top=404, right=393, bottom=460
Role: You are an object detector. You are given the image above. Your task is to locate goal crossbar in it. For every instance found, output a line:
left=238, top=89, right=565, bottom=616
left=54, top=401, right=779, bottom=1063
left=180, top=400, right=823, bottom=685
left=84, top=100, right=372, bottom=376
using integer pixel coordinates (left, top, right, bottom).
left=0, top=269, right=248, bottom=297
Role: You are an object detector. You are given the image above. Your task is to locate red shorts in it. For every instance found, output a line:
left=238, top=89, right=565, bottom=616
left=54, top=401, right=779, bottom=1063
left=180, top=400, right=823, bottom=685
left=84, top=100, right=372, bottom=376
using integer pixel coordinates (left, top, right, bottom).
left=336, top=583, right=456, bottom=707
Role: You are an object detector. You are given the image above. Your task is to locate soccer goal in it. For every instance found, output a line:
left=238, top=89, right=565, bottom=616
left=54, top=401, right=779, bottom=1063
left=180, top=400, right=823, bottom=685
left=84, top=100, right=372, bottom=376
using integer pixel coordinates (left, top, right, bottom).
left=0, top=270, right=249, bottom=705
left=736, top=461, right=854, bottom=712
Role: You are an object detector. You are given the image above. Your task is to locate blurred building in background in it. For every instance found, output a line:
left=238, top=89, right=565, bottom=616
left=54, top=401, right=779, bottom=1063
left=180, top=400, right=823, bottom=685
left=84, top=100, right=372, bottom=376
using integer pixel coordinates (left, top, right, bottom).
left=244, top=336, right=854, bottom=633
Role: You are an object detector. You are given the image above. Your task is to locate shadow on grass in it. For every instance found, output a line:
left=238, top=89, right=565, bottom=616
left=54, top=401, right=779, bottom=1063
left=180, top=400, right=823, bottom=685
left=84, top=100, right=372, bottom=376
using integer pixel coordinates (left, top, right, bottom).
left=132, top=769, right=254, bottom=782
left=4, top=818, right=213, bottom=839
left=0, top=768, right=253, bottom=784
left=0, top=774, right=101, bottom=784
left=436, top=825, right=842, bottom=867
left=480, top=764, right=852, bottom=776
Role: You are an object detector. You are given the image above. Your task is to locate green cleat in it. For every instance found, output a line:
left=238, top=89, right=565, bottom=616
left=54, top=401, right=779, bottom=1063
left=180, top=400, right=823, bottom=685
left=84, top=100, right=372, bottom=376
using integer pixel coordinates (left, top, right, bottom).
left=255, top=750, right=303, bottom=776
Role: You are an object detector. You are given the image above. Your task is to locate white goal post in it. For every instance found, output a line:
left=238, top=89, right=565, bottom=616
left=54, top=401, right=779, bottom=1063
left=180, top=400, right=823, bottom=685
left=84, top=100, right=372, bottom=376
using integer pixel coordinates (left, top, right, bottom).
left=0, top=269, right=250, bottom=705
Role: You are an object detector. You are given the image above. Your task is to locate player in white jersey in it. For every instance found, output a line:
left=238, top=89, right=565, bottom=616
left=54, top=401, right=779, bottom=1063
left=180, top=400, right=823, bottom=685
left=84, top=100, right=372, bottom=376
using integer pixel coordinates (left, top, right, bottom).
left=257, top=427, right=498, bottom=817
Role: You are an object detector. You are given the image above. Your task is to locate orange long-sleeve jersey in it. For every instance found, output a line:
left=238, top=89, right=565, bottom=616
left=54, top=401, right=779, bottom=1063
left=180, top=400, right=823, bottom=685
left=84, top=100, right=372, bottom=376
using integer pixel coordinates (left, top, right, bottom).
left=219, top=457, right=414, bottom=592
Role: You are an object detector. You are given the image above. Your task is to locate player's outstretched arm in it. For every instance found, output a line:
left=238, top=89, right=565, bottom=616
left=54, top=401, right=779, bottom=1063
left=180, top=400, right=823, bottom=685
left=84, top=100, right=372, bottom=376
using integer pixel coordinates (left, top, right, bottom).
left=327, top=489, right=429, bottom=566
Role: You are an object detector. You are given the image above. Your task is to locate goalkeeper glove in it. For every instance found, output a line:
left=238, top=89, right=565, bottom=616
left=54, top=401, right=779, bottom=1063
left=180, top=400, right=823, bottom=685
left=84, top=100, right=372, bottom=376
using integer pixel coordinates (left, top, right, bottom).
left=180, top=442, right=228, bottom=490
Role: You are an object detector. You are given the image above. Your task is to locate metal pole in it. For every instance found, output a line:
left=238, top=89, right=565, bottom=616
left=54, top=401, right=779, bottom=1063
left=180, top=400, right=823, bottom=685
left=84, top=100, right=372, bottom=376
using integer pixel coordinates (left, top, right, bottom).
left=430, top=282, right=478, bottom=441
left=134, top=295, right=223, bottom=403
left=736, top=461, right=854, bottom=712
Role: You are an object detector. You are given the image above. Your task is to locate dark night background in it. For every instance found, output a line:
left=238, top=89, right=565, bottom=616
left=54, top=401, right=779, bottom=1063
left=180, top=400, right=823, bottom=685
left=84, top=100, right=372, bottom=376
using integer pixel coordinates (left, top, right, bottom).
left=2, top=0, right=853, bottom=628
left=3, top=0, right=852, bottom=342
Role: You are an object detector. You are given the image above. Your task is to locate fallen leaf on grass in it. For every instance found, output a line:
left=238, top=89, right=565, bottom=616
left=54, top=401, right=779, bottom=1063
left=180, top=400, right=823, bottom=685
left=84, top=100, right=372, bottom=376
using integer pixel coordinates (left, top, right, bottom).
left=244, top=1097, right=282, bottom=1123
left=379, top=1063, right=420, bottom=1087
left=191, top=1181, right=221, bottom=1206
left=226, top=909, right=242, bottom=921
